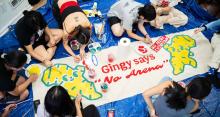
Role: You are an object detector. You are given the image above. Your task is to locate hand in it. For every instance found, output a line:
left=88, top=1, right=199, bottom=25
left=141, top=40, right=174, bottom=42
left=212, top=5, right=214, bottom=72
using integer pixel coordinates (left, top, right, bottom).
left=43, top=60, right=53, bottom=67
left=2, top=104, right=17, bottom=117
left=194, top=28, right=202, bottom=34
left=75, top=94, right=82, bottom=108
left=80, top=49, right=86, bottom=59
left=47, top=37, right=56, bottom=47
left=150, top=109, right=158, bottom=117
left=73, top=55, right=81, bottom=63
left=29, top=73, right=38, bottom=82
left=143, top=36, right=153, bottom=44
left=192, top=98, right=200, bottom=103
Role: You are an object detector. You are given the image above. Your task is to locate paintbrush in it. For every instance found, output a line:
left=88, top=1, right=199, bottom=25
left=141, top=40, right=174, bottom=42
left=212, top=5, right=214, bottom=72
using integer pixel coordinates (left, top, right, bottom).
left=98, top=21, right=105, bottom=39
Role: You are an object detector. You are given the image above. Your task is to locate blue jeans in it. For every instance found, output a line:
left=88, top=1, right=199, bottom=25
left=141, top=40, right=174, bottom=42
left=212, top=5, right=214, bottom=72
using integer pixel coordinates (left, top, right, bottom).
left=206, top=19, right=220, bottom=33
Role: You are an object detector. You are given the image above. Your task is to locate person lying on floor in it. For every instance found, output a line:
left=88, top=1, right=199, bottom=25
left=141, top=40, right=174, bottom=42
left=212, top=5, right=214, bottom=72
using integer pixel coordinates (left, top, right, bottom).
left=0, top=51, right=38, bottom=103
left=142, top=76, right=211, bottom=117
left=37, top=86, right=100, bottom=117
left=15, top=10, right=63, bottom=67
left=107, top=0, right=156, bottom=44
left=149, top=0, right=188, bottom=29
left=52, top=0, right=92, bottom=62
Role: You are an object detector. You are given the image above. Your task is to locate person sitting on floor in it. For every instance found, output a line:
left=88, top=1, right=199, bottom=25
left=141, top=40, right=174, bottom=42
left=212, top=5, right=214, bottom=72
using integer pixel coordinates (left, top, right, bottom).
left=107, top=0, right=156, bottom=44
left=52, top=0, right=92, bottom=62
left=0, top=51, right=38, bottom=103
left=194, top=19, right=220, bottom=88
left=15, top=10, right=63, bottom=67
left=149, top=0, right=188, bottom=29
left=142, top=76, right=211, bottom=117
left=37, top=86, right=100, bottom=117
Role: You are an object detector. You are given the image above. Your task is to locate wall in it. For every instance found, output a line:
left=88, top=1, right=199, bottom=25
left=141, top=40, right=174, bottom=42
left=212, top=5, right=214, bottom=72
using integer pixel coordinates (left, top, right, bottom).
left=0, top=0, right=32, bottom=36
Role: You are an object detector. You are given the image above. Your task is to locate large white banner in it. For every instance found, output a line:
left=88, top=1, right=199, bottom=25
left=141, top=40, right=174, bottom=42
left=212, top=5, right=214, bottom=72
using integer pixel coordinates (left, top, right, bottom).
left=28, top=29, right=212, bottom=106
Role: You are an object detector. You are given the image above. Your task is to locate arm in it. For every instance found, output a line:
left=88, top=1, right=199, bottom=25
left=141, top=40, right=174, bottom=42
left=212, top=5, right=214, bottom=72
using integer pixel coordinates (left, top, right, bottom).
left=126, top=30, right=145, bottom=41
left=45, top=26, right=53, bottom=39
left=62, top=32, right=81, bottom=62
left=1, top=104, right=16, bottom=117
left=190, top=99, right=200, bottom=113
left=75, top=95, right=83, bottom=117
left=80, top=44, right=87, bottom=59
left=45, top=26, right=56, bottom=47
left=62, top=32, right=77, bottom=58
left=142, top=81, right=173, bottom=117
left=25, top=45, right=45, bottom=62
left=138, top=20, right=149, bottom=37
left=9, top=74, right=38, bottom=96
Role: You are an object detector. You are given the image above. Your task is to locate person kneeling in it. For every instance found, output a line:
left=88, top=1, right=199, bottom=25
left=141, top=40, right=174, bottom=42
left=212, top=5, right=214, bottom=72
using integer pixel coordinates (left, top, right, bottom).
left=0, top=51, right=38, bottom=104
left=107, top=0, right=157, bottom=44
left=37, top=86, right=100, bottom=117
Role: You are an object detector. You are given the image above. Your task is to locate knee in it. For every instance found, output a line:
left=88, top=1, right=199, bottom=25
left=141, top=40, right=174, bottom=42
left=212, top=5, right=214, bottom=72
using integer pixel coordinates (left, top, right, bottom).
left=111, top=26, right=124, bottom=37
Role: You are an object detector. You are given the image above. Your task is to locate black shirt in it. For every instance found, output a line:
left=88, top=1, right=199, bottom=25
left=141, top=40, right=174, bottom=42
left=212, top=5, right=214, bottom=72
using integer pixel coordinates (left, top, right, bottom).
left=0, top=58, right=16, bottom=91
left=15, top=13, right=47, bottom=47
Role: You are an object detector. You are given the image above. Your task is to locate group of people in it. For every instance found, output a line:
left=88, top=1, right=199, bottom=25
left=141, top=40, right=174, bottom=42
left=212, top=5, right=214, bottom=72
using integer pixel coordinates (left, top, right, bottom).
left=0, top=0, right=220, bottom=116
left=14, top=0, right=190, bottom=67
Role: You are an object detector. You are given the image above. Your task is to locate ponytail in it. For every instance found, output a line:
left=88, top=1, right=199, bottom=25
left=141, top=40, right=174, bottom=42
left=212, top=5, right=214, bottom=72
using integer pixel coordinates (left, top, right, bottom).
left=2, top=50, right=27, bottom=68
left=187, top=75, right=212, bottom=100
left=74, top=25, right=90, bottom=44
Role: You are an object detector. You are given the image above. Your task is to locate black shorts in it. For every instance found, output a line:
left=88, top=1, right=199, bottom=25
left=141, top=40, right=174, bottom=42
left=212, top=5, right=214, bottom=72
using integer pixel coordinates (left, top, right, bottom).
left=52, top=0, right=84, bottom=28
left=108, top=16, right=121, bottom=27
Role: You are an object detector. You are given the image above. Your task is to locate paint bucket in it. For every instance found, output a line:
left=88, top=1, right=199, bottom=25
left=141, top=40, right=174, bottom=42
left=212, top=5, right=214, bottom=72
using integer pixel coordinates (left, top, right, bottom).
left=108, top=109, right=115, bottom=117
left=101, top=83, right=108, bottom=93
left=70, top=40, right=80, bottom=50
left=108, top=54, right=115, bottom=63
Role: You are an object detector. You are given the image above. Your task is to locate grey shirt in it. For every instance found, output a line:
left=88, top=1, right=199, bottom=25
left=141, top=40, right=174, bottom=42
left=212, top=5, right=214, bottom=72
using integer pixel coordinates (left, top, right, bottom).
left=154, top=95, right=194, bottom=117
left=107, top=0, right=144, bottom=30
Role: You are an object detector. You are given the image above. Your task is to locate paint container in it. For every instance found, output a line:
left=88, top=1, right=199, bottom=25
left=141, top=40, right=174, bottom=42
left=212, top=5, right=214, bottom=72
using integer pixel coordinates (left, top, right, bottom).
left=108, top=54, right=115, bottom=63
left=70, top=40, right=80, bottom=50
left=108, top=109, right=115, bottom=117
left=101, top=83, right=108, bottom=93
left=88, top=68, right=96, bottom=79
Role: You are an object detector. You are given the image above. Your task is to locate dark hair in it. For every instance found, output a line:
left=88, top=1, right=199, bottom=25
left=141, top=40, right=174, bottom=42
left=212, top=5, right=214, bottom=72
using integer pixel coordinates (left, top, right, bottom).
left=187, top=76, right=212, bottom=100
left=3, top=50, right=27, bottom=68
left=44, top=86, right=76, bottom=117
left=164, top=82, right=187, bottom=110
left=138, top=4, right=156, bottom=21
left=23, top=10, right=43, bottom=32
left=28, top=0, right=41, bottom=6
left=74, top=25, right=91, bottom=44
